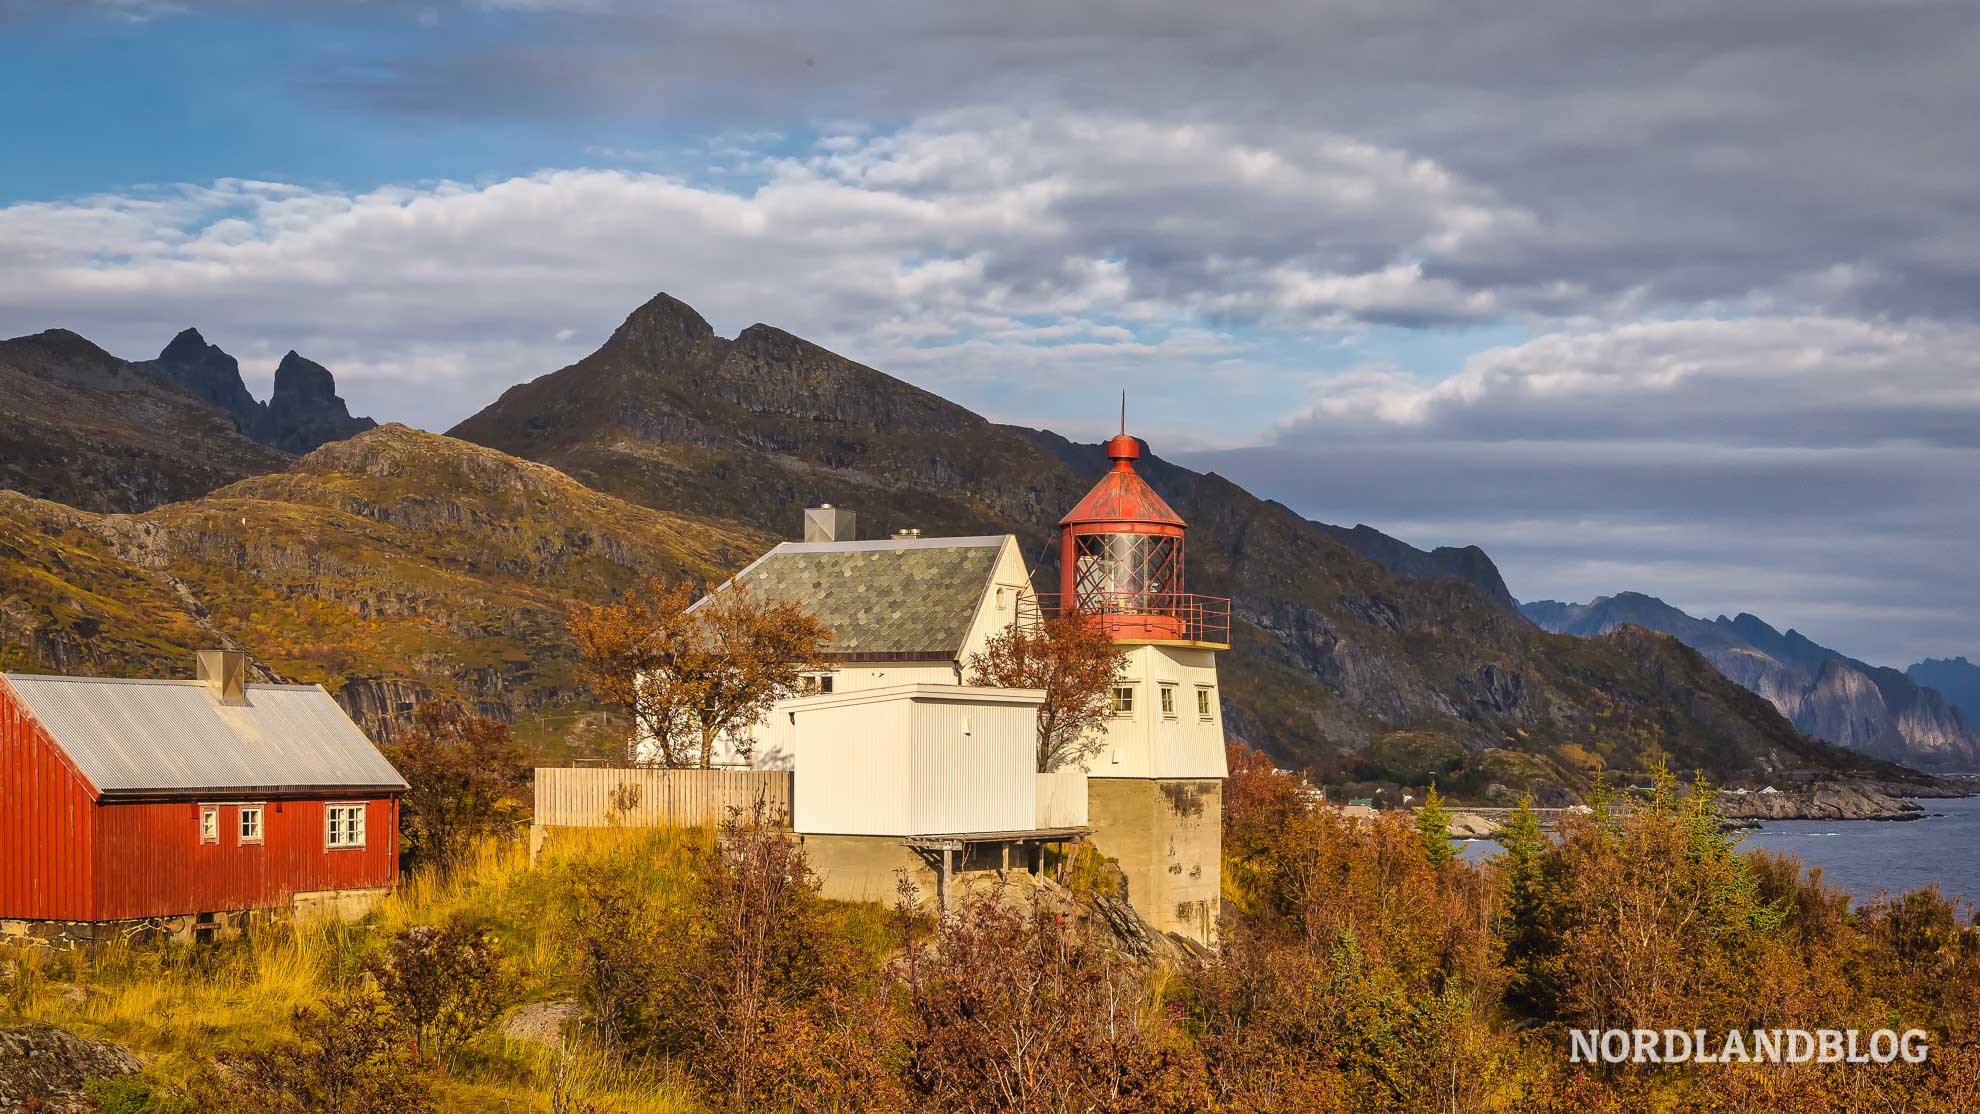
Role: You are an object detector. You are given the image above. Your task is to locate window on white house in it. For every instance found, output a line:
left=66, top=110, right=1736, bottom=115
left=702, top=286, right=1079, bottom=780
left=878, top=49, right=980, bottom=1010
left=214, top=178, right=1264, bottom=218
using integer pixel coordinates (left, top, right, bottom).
left=1160, top=684, right=1177, bottom=717
left=1197, top=687, right=1214, bottom=718
left=802, top=672, right=836, bottom=695
left=326, top=804, right=367, bottom=849
left=1111, top=685, right=1135, bottom=714
left=199, top=805, right=219, bottom=844
left=239, top=806, right=264, bottom=844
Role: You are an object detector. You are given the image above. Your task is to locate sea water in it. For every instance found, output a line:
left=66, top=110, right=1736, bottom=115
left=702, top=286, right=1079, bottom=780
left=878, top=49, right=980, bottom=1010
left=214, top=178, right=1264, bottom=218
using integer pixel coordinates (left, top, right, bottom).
left=1459, top=794, right=1980, bottom=907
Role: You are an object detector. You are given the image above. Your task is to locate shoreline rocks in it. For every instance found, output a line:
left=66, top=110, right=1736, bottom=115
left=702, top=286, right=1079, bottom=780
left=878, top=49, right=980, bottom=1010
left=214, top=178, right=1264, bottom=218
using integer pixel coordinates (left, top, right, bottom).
left=1714, top=783, right=1928, bottom=823
left=1442, top=780, right=1962, bottom=840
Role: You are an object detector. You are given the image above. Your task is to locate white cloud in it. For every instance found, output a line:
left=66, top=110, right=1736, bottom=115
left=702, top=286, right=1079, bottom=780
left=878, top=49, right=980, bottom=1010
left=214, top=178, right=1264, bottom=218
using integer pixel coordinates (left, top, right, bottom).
left=1192, top=315, right=1980, bottom=665
left=0, top=110, right=1538, bottom=434
left=1280, top=316, right=1980, bottom=447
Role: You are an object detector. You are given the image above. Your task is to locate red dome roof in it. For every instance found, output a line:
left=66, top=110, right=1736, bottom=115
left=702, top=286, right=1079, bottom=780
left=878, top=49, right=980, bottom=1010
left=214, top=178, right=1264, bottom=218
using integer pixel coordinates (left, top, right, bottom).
left=1058, top=436, right=1185, bottom=528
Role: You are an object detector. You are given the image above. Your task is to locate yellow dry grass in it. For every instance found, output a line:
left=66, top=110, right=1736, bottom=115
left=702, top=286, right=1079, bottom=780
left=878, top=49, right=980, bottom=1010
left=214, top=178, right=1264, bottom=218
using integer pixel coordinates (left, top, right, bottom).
left=0, top=828, right=716, bottom=1113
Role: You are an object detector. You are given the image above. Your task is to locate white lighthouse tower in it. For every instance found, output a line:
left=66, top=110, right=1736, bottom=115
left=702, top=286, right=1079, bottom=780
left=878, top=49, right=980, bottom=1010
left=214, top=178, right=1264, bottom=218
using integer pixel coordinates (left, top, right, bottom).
left=1053, top=431, right=1229, bottom=943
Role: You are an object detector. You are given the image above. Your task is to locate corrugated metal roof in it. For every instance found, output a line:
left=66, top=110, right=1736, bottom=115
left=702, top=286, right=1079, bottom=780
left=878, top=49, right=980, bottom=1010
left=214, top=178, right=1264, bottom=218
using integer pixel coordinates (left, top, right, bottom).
left=0, top=675, right=407, bottom=797
left=717, top=536, right=1008, bottom=659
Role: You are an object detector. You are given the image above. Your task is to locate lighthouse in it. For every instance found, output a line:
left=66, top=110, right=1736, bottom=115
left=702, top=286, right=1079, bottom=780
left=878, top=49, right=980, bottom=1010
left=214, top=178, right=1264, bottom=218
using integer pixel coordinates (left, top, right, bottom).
left=1053, top=430, right=1229, bottom=943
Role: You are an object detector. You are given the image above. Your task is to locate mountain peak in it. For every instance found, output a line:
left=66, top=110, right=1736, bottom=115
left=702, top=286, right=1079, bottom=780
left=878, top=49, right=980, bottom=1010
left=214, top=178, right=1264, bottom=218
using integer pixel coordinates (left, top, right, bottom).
left=603, top=292, right=718, bottom=365
left=272, top=350, right=339, bottom=403
left=263, top=350, right=375, bottom=454
left=159, top=327, right=213, bottom=360
left=142, top=326, right=262, bottom=433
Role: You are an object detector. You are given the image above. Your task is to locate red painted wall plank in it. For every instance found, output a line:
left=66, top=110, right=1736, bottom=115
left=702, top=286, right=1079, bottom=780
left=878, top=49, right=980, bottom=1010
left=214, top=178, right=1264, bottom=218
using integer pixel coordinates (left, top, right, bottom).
left=94, top=797, right=399, bottom=920
left=0, top=685, right=98, bottom=921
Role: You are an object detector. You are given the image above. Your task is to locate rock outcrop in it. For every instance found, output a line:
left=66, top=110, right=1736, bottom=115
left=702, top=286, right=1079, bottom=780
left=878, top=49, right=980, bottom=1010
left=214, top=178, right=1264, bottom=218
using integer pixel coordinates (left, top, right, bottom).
left=1715, top=784, right=1928, bottom=822
left=260, top=350, right=377, bottom=453
left=145, top=327, right=264, bottom=424
left=0, top=1024, right=140, bottom=1114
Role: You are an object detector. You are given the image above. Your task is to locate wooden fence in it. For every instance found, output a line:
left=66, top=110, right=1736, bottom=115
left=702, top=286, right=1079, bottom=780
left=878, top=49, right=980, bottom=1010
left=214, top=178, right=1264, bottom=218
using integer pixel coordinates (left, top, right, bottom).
left=533, top=767, right=794, bottom=829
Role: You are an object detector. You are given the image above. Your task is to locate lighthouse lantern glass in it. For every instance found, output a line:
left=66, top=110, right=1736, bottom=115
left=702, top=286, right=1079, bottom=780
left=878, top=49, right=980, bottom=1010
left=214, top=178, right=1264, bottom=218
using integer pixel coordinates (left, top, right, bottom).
left=1072, top=532, right=1180, bottom=614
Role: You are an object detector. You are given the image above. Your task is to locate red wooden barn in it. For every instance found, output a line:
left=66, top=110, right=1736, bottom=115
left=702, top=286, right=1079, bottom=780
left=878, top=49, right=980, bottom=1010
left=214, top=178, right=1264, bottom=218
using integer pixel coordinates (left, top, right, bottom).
left=0, top=651, right=407, bottom=942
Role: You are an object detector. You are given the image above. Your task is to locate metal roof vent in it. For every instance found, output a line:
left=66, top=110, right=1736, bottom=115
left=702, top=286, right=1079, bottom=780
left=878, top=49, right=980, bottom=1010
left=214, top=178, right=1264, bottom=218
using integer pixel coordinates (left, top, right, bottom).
left=196, top=650, right=249, bottom=706
left=804, top=504, right=857, bottom=542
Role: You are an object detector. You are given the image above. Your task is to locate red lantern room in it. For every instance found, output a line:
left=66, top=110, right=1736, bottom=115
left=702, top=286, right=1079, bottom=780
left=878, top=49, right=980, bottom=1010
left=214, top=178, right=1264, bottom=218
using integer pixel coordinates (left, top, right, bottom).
left=1055, top=433, right=1230, bottom=647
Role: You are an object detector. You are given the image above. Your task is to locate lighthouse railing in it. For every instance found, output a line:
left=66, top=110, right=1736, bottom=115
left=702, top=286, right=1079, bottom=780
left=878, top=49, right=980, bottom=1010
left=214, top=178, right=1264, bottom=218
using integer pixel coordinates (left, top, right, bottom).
left=1030, top=591, right=1230, bottom=647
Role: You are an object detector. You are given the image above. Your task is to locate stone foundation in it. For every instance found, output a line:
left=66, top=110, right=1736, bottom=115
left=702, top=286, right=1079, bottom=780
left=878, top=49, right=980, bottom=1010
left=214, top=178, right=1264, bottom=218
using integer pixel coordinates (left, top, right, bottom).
left=800, top=834, right=939, bottom=905
left=1086, top=778, right=1223, bottom=946
left=291, top=886, right=391, bottom=924
left=2, top=888, right=388, bottom=949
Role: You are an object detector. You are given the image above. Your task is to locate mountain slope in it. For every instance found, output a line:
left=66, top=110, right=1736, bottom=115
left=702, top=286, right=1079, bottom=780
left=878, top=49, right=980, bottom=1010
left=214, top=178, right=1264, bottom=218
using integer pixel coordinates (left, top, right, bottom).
left=1523, top=593, right=1980, bottom=771
left=449, top=292, right=1915, bottom=795
left=0, top=424, right=767, bottom=745
left=143, top=330, right=378, bottom=454
left=1910, top=657, right=1980, bottom=727
left=0, top=330, right=291, bottom=513
left=1315, top=523, right=1522, bottom=613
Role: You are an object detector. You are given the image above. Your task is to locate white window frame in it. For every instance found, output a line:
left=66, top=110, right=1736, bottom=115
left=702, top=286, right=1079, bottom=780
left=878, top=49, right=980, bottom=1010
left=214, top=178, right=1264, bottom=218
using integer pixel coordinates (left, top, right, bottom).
left=238, top=804, right=265, bottom=845
left=325, top=803, right=367, bottom=849
left=1111, top=684, right=1136, bottom=715
left=199, top=804, right=220, bottom=845
left=1159, top=684, right=1178, bottom=718
left=1196, top=685, right=1215, bottom=719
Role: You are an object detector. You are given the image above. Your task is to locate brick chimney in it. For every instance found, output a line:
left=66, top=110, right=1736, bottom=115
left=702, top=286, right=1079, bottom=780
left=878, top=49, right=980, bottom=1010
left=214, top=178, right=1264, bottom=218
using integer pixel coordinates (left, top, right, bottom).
left=197, top=650, right=249, bottom=706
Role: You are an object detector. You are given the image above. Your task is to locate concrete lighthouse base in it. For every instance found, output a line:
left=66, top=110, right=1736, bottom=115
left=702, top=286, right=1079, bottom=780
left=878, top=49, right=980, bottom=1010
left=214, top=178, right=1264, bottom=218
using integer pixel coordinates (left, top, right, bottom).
left=1085, top=777, right=1222, bottom=946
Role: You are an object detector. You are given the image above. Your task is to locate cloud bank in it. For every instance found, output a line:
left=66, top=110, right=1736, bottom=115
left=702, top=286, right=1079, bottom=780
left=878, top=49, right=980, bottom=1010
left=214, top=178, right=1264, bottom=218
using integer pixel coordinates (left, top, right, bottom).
left=4, top=0, right=1979, bottom=664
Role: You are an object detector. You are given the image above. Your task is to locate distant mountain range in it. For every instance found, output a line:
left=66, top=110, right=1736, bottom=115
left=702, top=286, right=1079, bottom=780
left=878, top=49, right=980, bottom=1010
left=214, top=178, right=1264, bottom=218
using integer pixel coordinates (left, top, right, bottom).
left=1524, top=593, right=1980, bottom=772
left=0, top=296, right=1931, bottom=799
left=1908, top=657, right=1980, bottom=728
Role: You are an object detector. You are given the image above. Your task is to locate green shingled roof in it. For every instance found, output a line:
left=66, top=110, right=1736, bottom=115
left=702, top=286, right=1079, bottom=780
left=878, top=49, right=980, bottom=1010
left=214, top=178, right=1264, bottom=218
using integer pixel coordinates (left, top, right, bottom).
left=732, top=537, right=1007, bottom=659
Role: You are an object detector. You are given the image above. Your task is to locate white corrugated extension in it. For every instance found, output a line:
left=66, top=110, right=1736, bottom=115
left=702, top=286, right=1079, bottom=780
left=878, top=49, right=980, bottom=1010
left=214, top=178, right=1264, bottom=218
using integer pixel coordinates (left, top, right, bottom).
left=788, top=683, right=1056, bottom=837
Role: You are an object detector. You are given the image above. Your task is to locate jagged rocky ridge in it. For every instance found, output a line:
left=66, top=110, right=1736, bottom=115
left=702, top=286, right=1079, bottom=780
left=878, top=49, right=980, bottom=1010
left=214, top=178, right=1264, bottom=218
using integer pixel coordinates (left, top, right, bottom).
left=1524, top=593, right=1980, bottom=772
left=1313, top=523, right=1522, bottom=614
left=0, top=329, right=290, bottom=513
left=142, top=328, right=377, bottom=454
left=448, top=291, right=1926, bottom=796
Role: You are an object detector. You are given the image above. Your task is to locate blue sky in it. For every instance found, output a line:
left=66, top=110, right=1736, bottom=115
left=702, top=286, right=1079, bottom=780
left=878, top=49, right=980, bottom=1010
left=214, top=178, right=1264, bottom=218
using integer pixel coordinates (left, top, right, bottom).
left=3, top=0, right=1978, bottom=667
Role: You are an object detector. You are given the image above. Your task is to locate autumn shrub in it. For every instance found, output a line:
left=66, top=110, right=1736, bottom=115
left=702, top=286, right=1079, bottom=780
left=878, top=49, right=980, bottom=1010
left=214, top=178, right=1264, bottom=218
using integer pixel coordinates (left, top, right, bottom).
left=386, top=701, right=532, bottom=875
left=556, top=847, right=676, bottom=1055
left=185, top=988, right=431, bottom=1113
left=897, top=884, right=1207, bottom=1113
left=1191, top=744, right=1511, bottom=1112
left=366, top=915, right=507, bottom=1067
